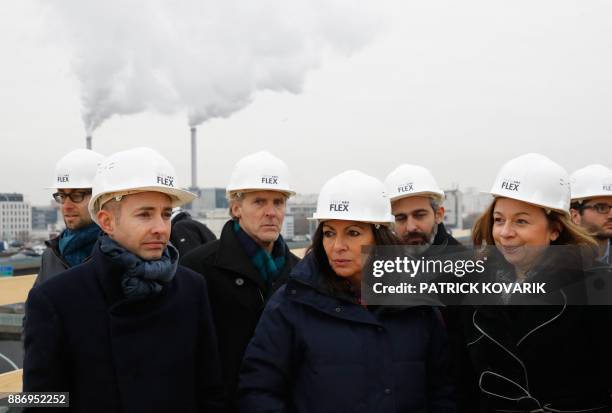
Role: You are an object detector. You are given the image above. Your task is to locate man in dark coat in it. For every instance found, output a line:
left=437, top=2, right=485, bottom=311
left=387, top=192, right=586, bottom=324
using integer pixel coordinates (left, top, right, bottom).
left=36, top=149, right=105, bottom=286
left=181, top=151, right=300, bottom=410
left=23, top=147, right=225, bottom=413
left=384, top=164, right=478, bottom=411
left=171, top=209, right=217, bottom=257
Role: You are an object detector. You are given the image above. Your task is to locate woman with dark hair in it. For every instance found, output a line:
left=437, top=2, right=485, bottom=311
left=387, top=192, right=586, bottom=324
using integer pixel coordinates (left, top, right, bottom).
left=238, top=170, right=455, bottom=412
left=466, top=153, right=612, bottom=412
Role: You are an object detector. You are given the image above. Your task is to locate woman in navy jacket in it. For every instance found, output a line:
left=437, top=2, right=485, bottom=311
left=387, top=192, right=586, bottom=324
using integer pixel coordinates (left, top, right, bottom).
left=238, top=170, right=455, bottom=413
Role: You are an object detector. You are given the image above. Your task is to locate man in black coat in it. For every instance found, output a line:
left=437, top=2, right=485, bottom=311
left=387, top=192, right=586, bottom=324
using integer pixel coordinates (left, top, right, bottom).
left=23, top=147, right=225, bottom=413
left=181, top=151, right=300, bottom=410
left=384, top=164, right=477, bottom=411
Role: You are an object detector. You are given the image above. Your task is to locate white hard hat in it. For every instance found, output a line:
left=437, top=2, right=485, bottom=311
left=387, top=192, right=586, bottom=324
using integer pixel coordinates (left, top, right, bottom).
left=384, top=164, right=445, bottom=202
left=226, top=151, right=294, bottom=196
left=489, top=153, right=571, bottom=215
left=310, top=170, right=394, bottom=225
left=570, top=164, right=612, bottom=202
left=88, top=147, right=196, bottom=223
left=50, top=149, right=105, bottom=189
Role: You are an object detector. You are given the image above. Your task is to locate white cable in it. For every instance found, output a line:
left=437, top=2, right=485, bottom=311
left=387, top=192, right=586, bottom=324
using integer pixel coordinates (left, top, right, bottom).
left=0, top=351, right=18, bottom=370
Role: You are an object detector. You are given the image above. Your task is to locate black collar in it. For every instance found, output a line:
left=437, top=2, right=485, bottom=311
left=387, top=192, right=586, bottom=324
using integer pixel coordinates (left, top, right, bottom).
left=213, top=220, right=268, bottom=291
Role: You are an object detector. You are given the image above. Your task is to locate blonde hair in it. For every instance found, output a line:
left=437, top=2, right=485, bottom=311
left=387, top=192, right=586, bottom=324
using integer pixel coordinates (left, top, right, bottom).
left=227, top=191, right=244, bottom=218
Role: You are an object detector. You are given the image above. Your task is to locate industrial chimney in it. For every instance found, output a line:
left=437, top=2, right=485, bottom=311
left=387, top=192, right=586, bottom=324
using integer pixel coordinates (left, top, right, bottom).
left=190, top=126, right=197, bottom=190
left=86, top=135, right=92, bottom=150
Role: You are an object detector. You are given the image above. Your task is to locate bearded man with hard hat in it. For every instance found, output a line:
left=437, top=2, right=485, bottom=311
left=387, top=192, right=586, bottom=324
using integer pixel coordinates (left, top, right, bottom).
left=570, top=164, right=612, bottom=265
left=181, top=151, right=300, bottom=410
left=384, top=164, right=478, bottom=411
left=384, top=164, right=463, bottom=251
left=36, top=149, right=104, bottom=286
left=23, top=148, right=225, bottom=413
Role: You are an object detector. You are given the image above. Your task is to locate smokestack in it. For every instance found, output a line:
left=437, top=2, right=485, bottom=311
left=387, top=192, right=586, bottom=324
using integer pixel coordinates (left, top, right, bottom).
left=86, top=135, right=92, bottom=149
left=190, top=127, right=197, bottom=189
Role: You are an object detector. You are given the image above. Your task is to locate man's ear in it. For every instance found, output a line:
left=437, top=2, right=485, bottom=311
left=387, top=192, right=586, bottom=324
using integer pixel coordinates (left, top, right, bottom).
left=97, top=209, right=115, bottom=235
left=231, top=202, right=242, bottom=219
left=569, top=208, right=581, bottom=225
left=434, top=205, right=445, bottom=224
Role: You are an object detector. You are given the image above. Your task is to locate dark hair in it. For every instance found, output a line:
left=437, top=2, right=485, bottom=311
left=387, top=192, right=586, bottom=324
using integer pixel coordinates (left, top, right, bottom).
left=307, top=221, right=399, bottom=295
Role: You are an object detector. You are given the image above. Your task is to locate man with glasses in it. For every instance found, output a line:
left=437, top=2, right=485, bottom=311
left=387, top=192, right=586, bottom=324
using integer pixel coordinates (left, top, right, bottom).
left=570, top=164, right=612, bottom=265
left=36, top=149, right=105, bottom=285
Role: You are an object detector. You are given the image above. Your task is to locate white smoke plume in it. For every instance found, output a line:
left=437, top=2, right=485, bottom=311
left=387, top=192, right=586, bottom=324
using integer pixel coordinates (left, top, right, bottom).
left=45, top=0, right=381, bottom=133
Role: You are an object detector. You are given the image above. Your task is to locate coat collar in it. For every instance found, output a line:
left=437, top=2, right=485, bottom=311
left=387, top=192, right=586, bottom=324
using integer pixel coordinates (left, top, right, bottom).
left=286, top=254, right=383, bottom=327
left=91, top=241, right=129, bottom=306
left=214, top=219, right=296, bottom=293
left=44, top=232, right=70, bottom=267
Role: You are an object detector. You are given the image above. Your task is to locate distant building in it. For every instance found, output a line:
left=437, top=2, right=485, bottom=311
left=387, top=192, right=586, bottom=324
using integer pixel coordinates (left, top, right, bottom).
left=31, top=205, right=59, bottom=231
left=288, top=194, right=318, bottom=237
left=187, top=187, right=229, bottom=215
left=0, top=193, right=32, bottom=241
left=442, top=189, right=463, bottom=230
left=281, top=215, right=295, bottom=240
left=461, top=187, right=493, bottom=216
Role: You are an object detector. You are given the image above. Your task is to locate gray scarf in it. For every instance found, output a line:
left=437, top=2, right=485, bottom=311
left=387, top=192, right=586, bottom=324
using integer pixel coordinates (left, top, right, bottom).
left=99, top=235, right=178, bottom=300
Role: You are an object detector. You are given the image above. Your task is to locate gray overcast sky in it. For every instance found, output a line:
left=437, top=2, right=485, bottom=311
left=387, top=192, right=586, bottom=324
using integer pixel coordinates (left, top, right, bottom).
left=1, top=0, right=610, bottom=206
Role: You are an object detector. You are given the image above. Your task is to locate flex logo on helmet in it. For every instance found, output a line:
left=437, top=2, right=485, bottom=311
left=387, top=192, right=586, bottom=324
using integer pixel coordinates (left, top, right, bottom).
left=329, top=200, right=349, bottom=212
left=397, top=182, right=414, bottom=193
left=261, top=175, right=279, bottom=185
left=603, top=184, right=612, bottom=192
left=501, top=179, right=520, bottom=191
left=57, top=174, right=69, bottom=183
left=156, top=174, right=175, bottom=187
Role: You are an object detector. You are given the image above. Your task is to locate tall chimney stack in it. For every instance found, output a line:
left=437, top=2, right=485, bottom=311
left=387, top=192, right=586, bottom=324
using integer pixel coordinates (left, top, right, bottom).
left=190, top=127, right=197, bottom=190
left=86, top=135, right=92, bottom=149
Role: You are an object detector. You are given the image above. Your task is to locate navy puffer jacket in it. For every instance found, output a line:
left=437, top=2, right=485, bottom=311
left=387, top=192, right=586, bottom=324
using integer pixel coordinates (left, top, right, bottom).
left=238, top=254, right=455, bottom=413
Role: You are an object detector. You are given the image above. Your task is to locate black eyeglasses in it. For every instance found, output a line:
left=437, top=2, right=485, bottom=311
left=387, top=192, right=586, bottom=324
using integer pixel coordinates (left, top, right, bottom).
left=52, top=191, right=92, bottom=204
left=582, top=203, right=612, bottom=214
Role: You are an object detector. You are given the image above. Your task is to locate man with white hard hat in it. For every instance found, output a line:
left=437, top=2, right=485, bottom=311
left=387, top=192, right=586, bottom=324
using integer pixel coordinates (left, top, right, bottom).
left=36, top=149, right=105, bottom=285
left=181, top=150, right=300, bottom=410
left=570, top=164, right=612, bottom=264
left=385, top=164, right=477, bottom=411
left=384, top=164, right=463, bottom=250
left=24, top=148, right=225, bottom=413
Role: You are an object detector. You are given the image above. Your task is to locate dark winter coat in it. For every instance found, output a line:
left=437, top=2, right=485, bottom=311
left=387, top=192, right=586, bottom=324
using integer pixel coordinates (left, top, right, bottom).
left=180, top=219, right=300, bottom=408
left=238, top=254, right=456, bottom=413
left=35, top=234, right=86, bottom=286
left=463, top=249, right=612, bottom=412
left=432, top=223, right=465, bottom=251
left=23, top=243, right=226, bottom=413
left=409, top=223, right=479, bottom=412
left=171, top=211, right=217, bottom=258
